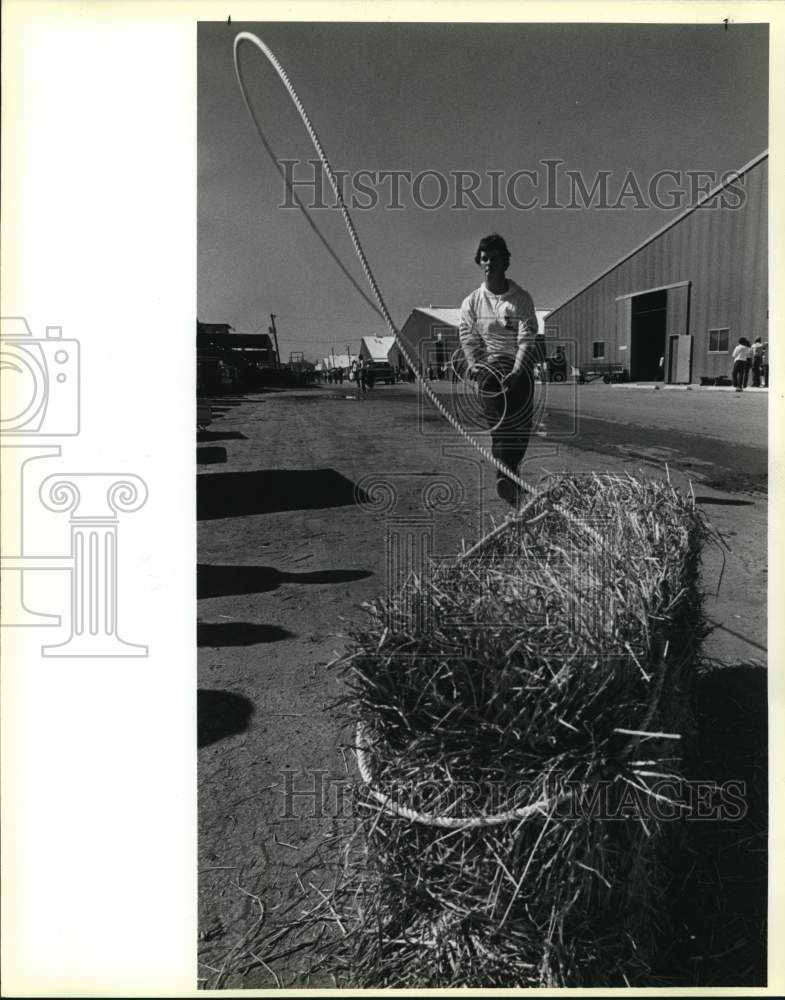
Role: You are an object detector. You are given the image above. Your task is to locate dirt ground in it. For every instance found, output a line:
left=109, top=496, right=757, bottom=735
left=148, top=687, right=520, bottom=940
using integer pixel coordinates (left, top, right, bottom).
left=197, top=380, right=767, bottom=989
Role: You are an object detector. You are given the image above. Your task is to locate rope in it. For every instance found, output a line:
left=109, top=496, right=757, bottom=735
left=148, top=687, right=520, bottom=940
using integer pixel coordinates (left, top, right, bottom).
left=355, top=722, right=564, bottom=829
left=231, top=32, right=605, bottom=551
left=232, top=34, right=644, bottom=827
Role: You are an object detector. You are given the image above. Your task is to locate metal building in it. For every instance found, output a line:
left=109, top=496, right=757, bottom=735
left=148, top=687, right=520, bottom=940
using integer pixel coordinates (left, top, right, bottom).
left=544, top=151, right=768, bottom=385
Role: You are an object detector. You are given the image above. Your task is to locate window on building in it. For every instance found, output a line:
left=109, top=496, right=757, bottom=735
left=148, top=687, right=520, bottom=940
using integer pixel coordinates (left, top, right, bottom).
left=708, top=328, right=730, bottom=353
left=592, top=341, right=605, bottom=360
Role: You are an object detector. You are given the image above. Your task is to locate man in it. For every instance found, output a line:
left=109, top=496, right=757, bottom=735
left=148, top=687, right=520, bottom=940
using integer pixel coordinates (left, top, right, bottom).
left=751, top=337, right=764, bottom=387
left=459, top=233, right=543, bottom=505
left=731, top=337, right=752, bottom=392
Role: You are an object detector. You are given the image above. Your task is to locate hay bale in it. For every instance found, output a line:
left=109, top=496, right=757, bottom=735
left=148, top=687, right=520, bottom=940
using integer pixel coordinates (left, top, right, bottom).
left=329, top=473, right=709, bottom=987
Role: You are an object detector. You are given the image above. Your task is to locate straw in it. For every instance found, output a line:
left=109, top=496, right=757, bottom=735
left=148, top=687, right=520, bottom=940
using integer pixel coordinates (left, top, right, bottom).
left=299, top=474, right=710, bottom=986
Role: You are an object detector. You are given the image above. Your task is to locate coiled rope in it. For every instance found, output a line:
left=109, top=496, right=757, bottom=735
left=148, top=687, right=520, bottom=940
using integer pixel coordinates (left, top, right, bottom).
left=355, top=721, right=568, bottom=829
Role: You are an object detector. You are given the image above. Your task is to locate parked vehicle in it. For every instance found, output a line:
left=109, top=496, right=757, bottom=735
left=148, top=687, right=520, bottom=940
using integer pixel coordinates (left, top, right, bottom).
left=578, top=363, right=629, bottom=384
left=367, top=361, right=396, bottom=385
left=197, top=357, right=223, bottom=395
left=545, top=354, right=568, bottom=382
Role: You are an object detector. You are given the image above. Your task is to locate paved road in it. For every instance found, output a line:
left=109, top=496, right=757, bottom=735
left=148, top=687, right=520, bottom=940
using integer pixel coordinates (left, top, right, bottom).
left=197, top=380, right=768, bottom=987
left=541, top=382, right=767, bottom=450
left=423, top=379, right=768, bottom=483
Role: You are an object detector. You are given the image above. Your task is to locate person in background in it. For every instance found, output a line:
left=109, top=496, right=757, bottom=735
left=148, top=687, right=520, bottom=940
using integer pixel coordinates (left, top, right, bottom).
left=731, top=337, right=752, bottom=392
left=459, top=233, right=544, bottom=505
left=751, top=337, right=764, bottom=387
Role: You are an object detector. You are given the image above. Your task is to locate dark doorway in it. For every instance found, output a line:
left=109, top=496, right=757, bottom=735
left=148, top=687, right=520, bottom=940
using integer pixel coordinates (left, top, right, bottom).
left=630, top=289, right=666, bottom=381
left=667, top=334, right=679, bottom=383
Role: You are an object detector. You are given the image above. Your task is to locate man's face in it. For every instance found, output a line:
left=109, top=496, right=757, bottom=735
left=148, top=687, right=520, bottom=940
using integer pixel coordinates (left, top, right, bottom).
left=479, top=248, right=506, bottom=283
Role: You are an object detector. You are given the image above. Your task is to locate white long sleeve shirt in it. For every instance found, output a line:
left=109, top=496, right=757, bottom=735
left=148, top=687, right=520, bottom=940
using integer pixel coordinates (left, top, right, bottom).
left=732, top=344, right=752, bottom=363
left=459, top=279, right=539, bottom=369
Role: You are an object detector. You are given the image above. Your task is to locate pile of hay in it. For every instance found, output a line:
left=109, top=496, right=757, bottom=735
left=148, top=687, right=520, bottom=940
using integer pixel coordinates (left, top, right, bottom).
left=325, top=474, right=709, bottom=987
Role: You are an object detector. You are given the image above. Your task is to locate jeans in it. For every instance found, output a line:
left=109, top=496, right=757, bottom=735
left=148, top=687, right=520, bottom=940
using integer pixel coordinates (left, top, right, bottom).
left=732, top=360, right=747, bottom=389
left=477, top=363, right=534, bottom=479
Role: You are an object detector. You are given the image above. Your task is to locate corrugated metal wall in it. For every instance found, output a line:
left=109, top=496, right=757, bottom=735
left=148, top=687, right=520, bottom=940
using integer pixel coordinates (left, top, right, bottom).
left=545, top=156, right=768, bottom=382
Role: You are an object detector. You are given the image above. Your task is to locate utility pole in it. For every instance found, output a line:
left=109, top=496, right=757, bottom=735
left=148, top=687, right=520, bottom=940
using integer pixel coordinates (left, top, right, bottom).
left=268, top=313, right=281, bottom=368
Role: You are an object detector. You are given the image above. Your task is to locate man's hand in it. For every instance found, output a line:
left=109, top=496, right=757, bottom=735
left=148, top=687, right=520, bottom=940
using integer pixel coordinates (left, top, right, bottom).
left=502, top=367, right=522, bottom=388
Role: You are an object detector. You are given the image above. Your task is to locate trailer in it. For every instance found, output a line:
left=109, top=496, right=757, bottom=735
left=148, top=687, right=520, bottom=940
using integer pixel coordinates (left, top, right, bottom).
left=578, top=363, right=629, bottom=384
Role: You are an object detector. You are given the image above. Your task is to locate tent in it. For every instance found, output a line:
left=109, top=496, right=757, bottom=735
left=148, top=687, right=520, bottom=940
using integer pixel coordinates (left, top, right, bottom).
left=322, top=353, right=357, bottom=371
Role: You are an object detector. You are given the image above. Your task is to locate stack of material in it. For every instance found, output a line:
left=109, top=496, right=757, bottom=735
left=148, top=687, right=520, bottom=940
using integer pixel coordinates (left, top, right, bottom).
left=331, top=474, right=709, bottom=987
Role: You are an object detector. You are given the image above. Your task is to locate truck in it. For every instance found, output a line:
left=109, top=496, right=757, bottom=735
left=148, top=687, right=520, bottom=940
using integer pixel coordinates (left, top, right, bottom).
left=366, top=360, right=397, bottom=385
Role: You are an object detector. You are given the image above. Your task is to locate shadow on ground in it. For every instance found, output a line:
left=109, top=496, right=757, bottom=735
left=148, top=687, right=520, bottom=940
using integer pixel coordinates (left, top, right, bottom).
left=198, top=622, right=295, bottom=647
left=198, top=430, right=249, bottom=442
left=198, top=689, right=254, bottom=748
left=197, top=469, right=366, bottom=519
left=198, top=447, right=227, bottom=465
left=197, top=564, right=372, bottom=600
left=655, top=663, right=767, bottom=986
left=694, top=496, right=755, bottom=507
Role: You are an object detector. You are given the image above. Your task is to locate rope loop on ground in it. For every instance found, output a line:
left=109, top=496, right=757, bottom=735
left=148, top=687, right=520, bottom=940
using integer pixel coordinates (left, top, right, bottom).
left=355, top=722, right=564, bottom=829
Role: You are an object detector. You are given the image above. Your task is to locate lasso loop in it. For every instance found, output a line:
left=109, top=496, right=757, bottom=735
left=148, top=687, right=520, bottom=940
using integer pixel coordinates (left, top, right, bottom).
left=355, top=722, right=567, bottom=828
left=231, top=35, right=649, bottom=822
left=232, top=33, right=606, bottom=545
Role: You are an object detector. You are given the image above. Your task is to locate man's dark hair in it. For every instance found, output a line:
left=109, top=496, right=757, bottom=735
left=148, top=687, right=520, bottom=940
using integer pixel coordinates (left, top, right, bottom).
left=474, top=233, right=511, bottom=269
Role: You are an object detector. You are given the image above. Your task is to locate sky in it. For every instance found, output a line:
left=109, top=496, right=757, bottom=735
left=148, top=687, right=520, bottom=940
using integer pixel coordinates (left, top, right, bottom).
left=198, top=21, right=768, bottom=363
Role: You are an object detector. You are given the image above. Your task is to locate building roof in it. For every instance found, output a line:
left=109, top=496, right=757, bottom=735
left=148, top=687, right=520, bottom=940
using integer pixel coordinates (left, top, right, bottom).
left=412, top=307, right=462, bottom=327
left=360, top=335, right=396, bottom=360
left=197, top=321, right=273, bottom=353
left=548, top=149, right=769, bottom=317
left=197, top=320, right=233, bottom=335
